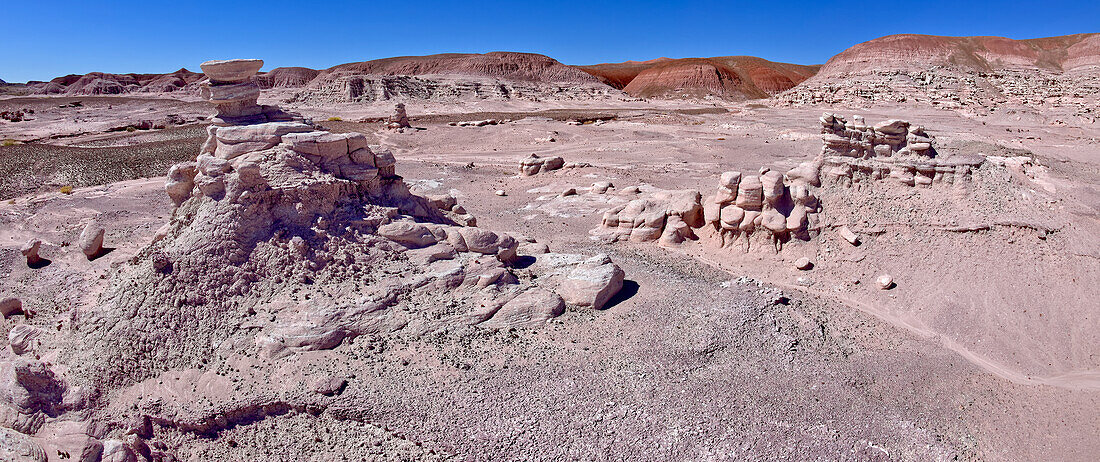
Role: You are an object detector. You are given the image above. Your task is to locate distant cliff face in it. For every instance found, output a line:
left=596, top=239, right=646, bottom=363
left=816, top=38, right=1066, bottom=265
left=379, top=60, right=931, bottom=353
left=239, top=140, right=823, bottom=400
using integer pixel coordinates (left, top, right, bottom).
left=579, top=57, right=819, bottom=100
left=778, top=33, right=1100, bottom=116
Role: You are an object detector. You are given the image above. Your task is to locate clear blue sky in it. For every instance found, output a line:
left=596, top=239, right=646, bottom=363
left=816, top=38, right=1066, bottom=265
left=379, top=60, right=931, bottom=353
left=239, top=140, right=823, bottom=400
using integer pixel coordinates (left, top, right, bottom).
left=3, top=0, right=1098, bottom=83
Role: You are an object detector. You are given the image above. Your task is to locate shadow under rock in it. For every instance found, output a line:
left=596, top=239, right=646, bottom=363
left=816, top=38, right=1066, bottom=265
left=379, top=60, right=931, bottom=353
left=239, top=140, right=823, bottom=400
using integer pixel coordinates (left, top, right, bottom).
left=602, top=280, right=639, bottom=310
left=87, top=247, right=115, bottom=261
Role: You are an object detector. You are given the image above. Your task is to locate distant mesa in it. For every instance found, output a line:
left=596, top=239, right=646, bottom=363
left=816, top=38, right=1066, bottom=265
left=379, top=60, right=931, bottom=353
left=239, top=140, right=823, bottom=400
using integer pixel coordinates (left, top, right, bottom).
left=289, top=52, right=618, bottom=104
left=579, top=56, right=820, bottom=99
left=325, top=51, right=602, bottom=84
left=816, top=33, right=1100, bottom=76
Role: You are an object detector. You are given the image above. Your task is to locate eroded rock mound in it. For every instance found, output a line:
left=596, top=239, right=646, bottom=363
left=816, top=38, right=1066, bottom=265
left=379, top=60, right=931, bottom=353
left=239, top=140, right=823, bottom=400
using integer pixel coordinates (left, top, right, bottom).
left=579, top=56, right=820, bottom=99
left=52, top=59, right=626, bottom=424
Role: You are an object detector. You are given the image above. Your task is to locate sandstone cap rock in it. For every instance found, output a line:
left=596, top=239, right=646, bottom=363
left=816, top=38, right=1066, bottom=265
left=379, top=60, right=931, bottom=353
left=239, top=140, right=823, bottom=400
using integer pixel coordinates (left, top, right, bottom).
left=200, top=59, right=264, bottom=83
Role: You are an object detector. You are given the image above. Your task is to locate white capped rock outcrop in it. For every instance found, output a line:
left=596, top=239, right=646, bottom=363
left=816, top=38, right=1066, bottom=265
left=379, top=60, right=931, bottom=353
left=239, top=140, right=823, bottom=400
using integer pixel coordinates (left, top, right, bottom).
left=386, top=103, right=411, bottom=129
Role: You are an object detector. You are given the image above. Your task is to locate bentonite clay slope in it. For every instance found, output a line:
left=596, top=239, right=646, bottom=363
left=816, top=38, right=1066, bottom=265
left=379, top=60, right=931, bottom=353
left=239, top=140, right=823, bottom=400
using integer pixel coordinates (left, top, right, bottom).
left=323, top=52, right=604, bottom=84
left=780, top=33, right=1100, bottom=114
left=255, top=67, right=322, bottom=89
left=291, top=52, right=622, bottom=104
left=579, top=56, right=820, bottom=99
left=30, top=68, right=205, bottom=95
left=814, top=33, right=1100, bottom=76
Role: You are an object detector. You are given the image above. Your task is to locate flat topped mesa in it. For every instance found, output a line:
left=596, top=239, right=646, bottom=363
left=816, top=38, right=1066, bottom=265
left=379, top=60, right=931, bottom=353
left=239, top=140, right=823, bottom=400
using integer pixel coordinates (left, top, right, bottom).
left=200, top=58, right=302, bottom=126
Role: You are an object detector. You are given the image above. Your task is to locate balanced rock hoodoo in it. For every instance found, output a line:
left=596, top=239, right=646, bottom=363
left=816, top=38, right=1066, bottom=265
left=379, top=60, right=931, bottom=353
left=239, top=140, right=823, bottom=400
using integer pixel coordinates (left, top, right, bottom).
left=70, top=58, right=627, bottom=398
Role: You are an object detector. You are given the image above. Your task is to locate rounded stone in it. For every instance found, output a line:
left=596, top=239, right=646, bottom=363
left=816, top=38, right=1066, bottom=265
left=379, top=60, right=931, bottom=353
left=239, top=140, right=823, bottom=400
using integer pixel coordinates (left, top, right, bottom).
left=795, top=257, right=813, bottom=270
left=877, top=274, right=894, bottom=290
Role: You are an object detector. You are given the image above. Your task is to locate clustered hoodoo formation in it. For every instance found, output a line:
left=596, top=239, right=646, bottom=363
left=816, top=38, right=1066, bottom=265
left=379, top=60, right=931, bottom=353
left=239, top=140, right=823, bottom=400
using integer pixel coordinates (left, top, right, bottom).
left=0, top=59, right=626, bottom=461
left=595, top=113, right=986, bottom=250
left=818, top=113, right=984, bottom=187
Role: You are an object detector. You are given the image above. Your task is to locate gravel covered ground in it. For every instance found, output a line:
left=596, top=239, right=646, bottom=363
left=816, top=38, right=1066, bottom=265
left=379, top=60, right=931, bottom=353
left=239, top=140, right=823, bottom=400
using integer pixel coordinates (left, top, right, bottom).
left=0, top=124, right=204, bottom=200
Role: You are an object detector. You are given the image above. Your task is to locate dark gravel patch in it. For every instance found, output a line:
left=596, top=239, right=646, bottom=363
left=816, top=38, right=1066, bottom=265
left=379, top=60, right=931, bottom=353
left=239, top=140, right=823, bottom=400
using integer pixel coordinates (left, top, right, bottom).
left=0, top=124, right=205, bottom=200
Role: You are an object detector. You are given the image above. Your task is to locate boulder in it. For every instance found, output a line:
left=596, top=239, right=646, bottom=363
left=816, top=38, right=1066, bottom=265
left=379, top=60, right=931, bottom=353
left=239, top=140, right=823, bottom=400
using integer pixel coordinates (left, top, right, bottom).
left=78, top=221, right=105, bottom=259
left=281, top=131, right=350, bottom=159
left=100, top=439, right=137, bottom=462
left=20, top=239, right=42, bottom=266
left=377, top=222, right=437, bottom=248
left=0, top=427, right=46, bottom=462
left=164, top=162, right=198, bottom=206
left=734, top=175, right=764, bottom=211
left=837, top=226, right=860, bottom=245
left=0, top=297, right=22, bottom=317
left=481, top=288, right=566, bottom=328
left=559, top=254, right=625, bottom=310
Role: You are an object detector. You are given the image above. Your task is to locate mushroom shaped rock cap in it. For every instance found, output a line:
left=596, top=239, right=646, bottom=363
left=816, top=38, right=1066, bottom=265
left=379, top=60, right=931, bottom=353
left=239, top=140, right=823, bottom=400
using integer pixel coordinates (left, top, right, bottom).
left=200, top=59, right=264, bottom=83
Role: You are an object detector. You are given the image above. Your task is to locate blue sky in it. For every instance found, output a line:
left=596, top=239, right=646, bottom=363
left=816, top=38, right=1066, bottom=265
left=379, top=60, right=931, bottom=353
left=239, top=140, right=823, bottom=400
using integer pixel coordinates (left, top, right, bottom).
left=3, top=0, right=1098, bottom=83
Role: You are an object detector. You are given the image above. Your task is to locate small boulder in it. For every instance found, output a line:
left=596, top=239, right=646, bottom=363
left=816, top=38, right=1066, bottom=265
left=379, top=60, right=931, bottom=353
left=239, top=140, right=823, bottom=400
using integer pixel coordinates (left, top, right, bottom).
left=877, top=274, right=894, bottom=290
left=559, top=254, right=625, bottom=310
left=0, top=297, right=22, bottom=317
left=20, top=239, right=42, bottom=266
left=837, top=226, right=860, bottom=246
left=795, top=257, right=813, bottom=270
left=312, top=376, right=348, bottom=396
left=9, top=324, right=44, bottom=355
left=78, top=222, right=105, bottom=259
